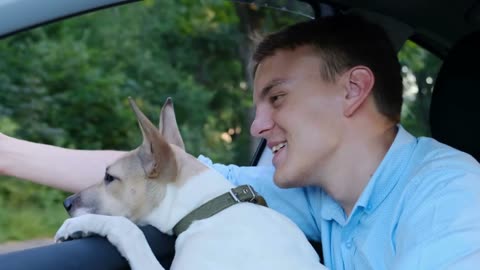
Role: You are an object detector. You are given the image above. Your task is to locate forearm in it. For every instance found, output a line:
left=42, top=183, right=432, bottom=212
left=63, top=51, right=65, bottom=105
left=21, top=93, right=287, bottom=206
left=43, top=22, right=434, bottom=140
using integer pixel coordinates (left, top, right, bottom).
left=197, top=155, right=321, bottom=240
left=0, top=133, right=126, bottom=193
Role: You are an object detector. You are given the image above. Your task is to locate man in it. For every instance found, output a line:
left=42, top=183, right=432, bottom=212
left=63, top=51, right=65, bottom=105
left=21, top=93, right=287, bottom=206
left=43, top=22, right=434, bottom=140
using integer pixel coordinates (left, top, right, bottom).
left=1, top=15, right=480, bottom=269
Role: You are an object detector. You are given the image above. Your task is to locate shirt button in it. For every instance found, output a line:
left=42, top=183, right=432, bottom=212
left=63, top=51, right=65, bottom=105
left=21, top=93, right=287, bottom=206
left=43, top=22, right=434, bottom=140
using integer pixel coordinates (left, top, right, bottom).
left=346, top=240, right=353, bottom=249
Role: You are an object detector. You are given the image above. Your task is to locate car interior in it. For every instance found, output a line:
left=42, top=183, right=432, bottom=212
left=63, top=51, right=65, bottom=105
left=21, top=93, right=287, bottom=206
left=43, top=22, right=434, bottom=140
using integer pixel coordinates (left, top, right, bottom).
left=0, top=0, right=479, bottom=269
left=430, top=31, right=480, bottom=162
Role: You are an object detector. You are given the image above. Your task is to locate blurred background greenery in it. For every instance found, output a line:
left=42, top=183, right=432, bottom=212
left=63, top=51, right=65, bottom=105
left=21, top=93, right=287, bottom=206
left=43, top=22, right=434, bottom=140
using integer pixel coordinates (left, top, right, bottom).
left=0, top=0, right=440, bottom=243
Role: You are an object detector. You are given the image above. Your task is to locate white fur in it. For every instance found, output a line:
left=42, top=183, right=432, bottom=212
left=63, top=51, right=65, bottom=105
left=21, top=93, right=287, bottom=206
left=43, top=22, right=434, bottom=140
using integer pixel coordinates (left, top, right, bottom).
left=142, top=169, right=235, bottom=234
left=56, top=215, right=162, bottom=269
left=56, top=168, right=327, bottom=270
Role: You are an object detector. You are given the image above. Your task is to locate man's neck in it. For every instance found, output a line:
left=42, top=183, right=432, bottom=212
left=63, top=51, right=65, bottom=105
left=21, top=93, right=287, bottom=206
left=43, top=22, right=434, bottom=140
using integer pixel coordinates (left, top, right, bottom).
left=320, top=124, right=398, bottom=217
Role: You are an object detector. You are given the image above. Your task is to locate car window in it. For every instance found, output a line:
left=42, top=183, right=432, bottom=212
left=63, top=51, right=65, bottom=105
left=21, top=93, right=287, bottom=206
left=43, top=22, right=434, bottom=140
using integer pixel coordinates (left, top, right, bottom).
left=0, top=0, right=444, bottom=249
left=398, top=40, right=442, bottom=137
left=0, top=0, right=311, bottom=247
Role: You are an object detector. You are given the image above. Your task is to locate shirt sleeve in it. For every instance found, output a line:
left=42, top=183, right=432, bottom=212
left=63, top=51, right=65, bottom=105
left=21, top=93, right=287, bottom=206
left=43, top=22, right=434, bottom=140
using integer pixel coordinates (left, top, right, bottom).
left=392, top=170, right=480, bottom=270
left=197, top=155, right=321, bottom=240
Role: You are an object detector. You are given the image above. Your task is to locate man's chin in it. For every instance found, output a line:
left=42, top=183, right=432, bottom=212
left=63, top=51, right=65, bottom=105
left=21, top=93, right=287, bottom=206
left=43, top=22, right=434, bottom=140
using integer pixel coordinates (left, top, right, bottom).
left=273, top=171, right=299, bottom=188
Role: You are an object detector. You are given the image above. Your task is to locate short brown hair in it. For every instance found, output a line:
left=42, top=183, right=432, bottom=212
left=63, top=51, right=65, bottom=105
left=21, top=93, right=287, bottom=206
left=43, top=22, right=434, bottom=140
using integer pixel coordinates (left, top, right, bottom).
left=252, top=15, right=403, bottom=122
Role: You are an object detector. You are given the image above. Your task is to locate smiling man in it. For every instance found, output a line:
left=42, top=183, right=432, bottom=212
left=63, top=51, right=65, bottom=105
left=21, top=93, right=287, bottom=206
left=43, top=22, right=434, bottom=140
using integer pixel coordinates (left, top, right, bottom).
left=203, top=15, right=480, bottom=269
left=249, top=16, right=402, bottom=214
left=1, top=14, right=480, bottom=270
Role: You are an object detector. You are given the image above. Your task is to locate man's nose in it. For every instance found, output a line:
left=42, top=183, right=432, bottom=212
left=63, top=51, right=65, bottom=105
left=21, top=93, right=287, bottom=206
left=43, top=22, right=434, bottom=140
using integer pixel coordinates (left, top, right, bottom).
left=250, top=107, right=274, bottom=137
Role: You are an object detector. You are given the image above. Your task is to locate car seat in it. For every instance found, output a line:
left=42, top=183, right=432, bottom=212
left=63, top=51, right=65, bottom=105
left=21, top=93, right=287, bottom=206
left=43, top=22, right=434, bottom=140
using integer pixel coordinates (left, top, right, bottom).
left=430, top=31, right=480, bottom=161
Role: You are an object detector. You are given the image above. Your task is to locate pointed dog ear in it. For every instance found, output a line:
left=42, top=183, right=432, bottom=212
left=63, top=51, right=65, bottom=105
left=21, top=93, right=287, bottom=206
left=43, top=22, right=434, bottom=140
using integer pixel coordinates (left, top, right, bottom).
left=128, top=97, right=177, bottom=180
left=158, top=97, right=185, bottom=150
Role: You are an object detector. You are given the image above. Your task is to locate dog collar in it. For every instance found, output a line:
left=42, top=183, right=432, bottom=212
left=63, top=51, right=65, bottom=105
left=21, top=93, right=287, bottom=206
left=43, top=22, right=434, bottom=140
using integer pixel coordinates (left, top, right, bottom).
left=172, top=185, right=268, bottom=236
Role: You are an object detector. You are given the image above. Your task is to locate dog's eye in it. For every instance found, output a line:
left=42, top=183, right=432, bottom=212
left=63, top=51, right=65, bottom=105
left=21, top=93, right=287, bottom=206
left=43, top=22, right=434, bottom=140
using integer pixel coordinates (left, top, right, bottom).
left=104, top=173, right=117, bottom=184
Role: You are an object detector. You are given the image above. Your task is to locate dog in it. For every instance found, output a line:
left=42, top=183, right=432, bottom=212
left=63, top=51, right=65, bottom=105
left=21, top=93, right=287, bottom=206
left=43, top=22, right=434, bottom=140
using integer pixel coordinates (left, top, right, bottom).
left=55, top=97, right=326, bottom=270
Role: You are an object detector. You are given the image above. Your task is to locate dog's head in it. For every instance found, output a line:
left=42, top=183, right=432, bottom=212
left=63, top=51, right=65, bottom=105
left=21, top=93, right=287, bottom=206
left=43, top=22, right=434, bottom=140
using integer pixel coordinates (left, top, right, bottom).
left=63, top=97, right=199, bottom=223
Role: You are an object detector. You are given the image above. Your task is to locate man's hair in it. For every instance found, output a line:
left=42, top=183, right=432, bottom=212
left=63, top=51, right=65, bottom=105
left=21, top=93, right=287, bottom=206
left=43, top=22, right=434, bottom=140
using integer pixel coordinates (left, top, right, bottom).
left=252, top=15, right=403, bottom=122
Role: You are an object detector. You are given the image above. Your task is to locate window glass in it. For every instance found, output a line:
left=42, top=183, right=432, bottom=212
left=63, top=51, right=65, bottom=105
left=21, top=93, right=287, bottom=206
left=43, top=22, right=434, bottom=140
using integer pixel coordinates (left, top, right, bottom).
left=0, top=0, right=444, bottom=247
left=398, top=40, right=442, bottom=137
left=0, top=0, right=311, bottom=245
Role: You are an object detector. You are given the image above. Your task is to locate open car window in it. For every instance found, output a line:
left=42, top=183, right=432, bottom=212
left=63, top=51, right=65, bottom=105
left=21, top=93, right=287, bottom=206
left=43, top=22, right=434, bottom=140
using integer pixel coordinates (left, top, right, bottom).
left=0, top=0, right=314, bottom=252
left=0, top=0, right=447, bottom=244
left=399, top=40, right=442, bottom=137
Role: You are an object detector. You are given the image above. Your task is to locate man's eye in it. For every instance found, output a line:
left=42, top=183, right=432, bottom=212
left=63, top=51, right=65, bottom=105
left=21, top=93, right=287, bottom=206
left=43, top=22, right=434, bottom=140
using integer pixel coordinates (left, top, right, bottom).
left=104, top=173, right=117, bottom=184
left=270, top=94, right=285, bottom=105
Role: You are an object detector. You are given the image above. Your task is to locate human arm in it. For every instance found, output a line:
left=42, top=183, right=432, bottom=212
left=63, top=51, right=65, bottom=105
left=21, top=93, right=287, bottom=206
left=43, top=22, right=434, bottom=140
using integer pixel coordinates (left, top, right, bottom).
left=0, top=132, right=175, bottom=269
left=197, top=155, right=322, bottom=241
left=0, top=132, right=126, bottom=192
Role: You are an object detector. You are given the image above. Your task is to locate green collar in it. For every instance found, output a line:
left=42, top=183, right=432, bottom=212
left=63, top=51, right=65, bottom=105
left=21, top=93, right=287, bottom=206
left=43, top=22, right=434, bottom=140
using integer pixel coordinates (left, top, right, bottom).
left=172, top=185, right=268, bottom=236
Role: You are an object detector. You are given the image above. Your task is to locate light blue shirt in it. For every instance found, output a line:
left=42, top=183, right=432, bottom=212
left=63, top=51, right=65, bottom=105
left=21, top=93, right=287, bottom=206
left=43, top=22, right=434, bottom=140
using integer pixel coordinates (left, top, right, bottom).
left=198, top=126, right=480, bottom=269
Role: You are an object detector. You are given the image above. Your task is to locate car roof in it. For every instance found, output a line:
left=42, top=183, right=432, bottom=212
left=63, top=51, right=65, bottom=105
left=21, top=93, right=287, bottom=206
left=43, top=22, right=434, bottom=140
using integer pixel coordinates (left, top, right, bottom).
left=309, top=0, right=480, bottom=56
left=0, top=0, right=138, bottom=39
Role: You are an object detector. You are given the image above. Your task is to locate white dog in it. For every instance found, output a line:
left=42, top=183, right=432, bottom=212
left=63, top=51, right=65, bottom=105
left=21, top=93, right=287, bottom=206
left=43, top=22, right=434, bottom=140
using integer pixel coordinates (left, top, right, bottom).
left=55, top=98, right=326, bottom=270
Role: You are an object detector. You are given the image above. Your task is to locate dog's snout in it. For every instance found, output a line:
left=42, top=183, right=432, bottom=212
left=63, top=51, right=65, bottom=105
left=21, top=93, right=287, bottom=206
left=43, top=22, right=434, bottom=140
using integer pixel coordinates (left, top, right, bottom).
left=63, top=194, right=77, bottom=213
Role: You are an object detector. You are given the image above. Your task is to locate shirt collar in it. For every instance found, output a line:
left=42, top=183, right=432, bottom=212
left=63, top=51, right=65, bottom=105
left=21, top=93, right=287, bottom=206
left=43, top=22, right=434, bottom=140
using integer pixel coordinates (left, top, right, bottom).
left=320, top=125, right=417, bottom=224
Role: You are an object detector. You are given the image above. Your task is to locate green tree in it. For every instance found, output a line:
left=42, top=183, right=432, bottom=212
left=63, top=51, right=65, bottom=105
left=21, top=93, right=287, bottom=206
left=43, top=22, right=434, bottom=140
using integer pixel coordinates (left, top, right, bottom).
left=398, top=40, right=442, bottom=137
left=0, top=0, right=264, bottom=241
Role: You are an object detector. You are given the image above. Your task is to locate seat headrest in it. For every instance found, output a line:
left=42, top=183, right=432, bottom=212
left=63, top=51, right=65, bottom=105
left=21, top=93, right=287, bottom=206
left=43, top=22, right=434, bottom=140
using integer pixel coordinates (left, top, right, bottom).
left=430, top=31, right=480, bottom=161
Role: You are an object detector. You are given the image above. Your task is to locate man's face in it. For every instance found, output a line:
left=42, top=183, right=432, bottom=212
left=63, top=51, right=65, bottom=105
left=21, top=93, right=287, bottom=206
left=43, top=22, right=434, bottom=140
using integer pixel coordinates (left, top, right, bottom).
left=251, top=46, right=345, bottom=187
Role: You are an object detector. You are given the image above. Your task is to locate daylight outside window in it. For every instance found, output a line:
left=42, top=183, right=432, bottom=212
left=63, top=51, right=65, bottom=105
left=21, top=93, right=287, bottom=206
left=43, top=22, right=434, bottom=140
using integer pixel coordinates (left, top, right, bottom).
left=0, top=0, right=442, bottom=252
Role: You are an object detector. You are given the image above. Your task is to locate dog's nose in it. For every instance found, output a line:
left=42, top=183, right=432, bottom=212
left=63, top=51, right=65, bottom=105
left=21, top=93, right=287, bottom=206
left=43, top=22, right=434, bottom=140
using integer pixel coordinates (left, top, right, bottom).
left=63, top=194, right=76, bottom=212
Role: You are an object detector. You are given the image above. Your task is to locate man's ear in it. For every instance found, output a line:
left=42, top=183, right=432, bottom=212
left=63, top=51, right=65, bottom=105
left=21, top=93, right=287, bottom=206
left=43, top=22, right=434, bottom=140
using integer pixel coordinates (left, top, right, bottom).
left=342, top=66, right=375, bottom=117
left=158, top=97, right=185, bottom=150
left=129, top=97, right=177, bottom=180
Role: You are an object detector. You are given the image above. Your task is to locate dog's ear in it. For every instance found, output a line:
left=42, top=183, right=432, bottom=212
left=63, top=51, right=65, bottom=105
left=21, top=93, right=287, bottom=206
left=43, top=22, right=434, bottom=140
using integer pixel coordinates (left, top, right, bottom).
left=159, top=97, right=185, bottom=150
left=129, top=97, right=177, bottom=180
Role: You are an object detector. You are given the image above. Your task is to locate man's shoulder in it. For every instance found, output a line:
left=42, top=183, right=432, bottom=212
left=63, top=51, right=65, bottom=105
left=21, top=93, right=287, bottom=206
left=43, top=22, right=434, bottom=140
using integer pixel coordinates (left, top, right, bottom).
left=389, top=137, right=480, bottom=269
left=412, top=136, right=480, bottom=174
left=398, top=136, right=480, bottom=206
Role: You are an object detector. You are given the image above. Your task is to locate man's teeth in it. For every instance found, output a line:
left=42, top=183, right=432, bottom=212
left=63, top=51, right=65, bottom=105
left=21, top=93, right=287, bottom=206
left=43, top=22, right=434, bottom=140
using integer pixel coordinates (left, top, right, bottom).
left=272, top=142, right=287, bottom=153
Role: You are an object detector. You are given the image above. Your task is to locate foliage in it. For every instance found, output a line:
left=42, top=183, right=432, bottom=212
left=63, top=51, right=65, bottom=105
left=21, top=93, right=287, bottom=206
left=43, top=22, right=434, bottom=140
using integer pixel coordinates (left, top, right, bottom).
left=398, top=40, right=442, bottom=137
left=0, top=176, right=68, bottom=242
left=0, top=0, right=256, bottom=161
left=0, top=0, right=254, bottom=242
left=0, top=1, right=440, bottom=242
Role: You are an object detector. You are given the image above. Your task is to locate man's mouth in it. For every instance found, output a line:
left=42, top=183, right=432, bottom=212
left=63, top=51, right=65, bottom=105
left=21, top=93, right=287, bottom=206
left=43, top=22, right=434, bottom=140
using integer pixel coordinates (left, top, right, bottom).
left=272, top=142, right=287, bottom=153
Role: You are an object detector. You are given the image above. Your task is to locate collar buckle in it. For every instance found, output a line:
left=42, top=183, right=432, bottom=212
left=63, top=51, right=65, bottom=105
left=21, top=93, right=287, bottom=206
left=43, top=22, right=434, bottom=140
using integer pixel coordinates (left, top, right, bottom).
left=231, top=185, right=257, bottom=203
left=229, top=189, right=241, bottom=202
